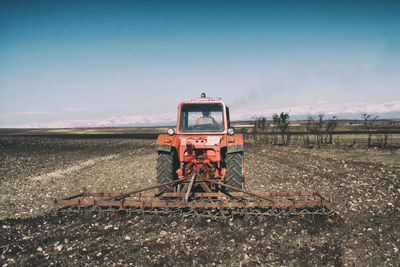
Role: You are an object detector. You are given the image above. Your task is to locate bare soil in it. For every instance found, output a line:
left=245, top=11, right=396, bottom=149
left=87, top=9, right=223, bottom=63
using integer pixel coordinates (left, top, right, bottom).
left=0, top=136, right=399, bottom=266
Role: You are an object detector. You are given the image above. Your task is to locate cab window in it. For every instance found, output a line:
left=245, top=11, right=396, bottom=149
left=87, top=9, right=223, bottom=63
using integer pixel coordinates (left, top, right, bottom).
left=179, top=103, right=224, bottom=132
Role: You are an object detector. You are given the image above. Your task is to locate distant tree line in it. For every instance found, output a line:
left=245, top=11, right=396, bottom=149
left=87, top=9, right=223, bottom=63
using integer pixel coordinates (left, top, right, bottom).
left=248, top=113, right=395, bottom=149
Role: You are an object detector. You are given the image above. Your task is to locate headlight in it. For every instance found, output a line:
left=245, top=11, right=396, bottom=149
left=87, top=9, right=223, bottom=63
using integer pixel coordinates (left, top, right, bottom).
left=227, top=128, right=234, bottom=135
left=167, top=128, right=175, bottom=136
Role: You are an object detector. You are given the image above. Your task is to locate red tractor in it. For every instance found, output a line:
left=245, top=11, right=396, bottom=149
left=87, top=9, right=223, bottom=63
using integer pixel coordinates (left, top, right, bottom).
left=155, top=93, right=245, bottom=194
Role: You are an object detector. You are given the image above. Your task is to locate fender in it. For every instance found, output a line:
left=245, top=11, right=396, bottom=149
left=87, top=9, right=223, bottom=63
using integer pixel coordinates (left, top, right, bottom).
left=155, top=134, right=179, bottom=152
left=220, top=134, right=244, bottom=153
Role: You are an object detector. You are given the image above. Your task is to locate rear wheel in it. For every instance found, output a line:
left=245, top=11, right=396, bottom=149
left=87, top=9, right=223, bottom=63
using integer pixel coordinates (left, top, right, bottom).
left=225, top=152, right=245, bottom=192
left=156, top=151, right=177, bottom=193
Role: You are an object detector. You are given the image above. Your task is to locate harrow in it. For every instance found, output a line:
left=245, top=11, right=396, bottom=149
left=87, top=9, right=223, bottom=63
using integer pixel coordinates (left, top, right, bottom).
left=55, top=173, right=331, bottom=217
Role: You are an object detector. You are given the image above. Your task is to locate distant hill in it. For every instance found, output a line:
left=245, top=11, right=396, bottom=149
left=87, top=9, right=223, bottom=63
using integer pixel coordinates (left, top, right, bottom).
left=286, top=111, right=400, bottom=120
left=110, top=111, right=400, bottom=127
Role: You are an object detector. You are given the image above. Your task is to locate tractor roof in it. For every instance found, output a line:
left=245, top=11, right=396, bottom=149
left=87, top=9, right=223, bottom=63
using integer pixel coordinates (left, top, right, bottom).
left=182, top=97, right=223, bottom=103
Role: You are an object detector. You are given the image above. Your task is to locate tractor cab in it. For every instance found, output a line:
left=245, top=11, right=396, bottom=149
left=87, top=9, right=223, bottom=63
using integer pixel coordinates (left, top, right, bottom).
left=176, top=94, right=231, bottom=134
left=179, top=103, right=224, bottom=132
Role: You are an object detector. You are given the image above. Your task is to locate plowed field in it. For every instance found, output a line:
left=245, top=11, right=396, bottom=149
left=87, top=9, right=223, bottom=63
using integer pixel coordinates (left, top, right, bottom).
left=1, top=136, right=399, bottom=266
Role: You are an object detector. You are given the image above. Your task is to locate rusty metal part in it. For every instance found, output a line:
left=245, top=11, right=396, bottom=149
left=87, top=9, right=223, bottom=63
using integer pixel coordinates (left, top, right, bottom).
left=56, top=195, right=329, bottom=209
left=184, top=172, right=197, bottom=202
left=55, top=197, right=332, bottom=217
left=55, top=177, right=331, bottom=217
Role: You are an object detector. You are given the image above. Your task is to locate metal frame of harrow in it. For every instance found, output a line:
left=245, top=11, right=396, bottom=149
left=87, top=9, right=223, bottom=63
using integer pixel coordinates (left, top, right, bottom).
left=55, top=177, right=332, bottom=217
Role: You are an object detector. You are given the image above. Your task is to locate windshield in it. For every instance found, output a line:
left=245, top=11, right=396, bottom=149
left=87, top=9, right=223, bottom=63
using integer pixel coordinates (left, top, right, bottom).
left=179, top=103, right=225, bottom=132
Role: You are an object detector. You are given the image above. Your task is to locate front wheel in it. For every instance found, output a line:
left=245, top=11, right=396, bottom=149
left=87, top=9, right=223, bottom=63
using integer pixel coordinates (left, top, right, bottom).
left=225, top=152, right=245, bottom=192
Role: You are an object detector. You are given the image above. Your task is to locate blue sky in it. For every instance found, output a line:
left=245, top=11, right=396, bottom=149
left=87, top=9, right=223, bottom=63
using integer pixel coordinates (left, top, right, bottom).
left=1, top=0, right=399, bottom=127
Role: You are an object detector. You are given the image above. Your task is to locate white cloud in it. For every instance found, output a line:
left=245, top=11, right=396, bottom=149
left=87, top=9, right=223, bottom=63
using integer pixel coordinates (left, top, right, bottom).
left=230, top=101, right=400, bottom=120
left=16, top=111, right=51, bottom=115
left=63, top=107, right=89, bottom=111
left=5, top=112, right=177, bottom=128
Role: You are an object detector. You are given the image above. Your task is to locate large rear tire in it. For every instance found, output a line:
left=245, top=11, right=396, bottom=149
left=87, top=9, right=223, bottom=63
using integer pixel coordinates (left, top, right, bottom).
left=156, top=151, right=177, bottom=193
left=225, top=152, right=245, bottom=192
